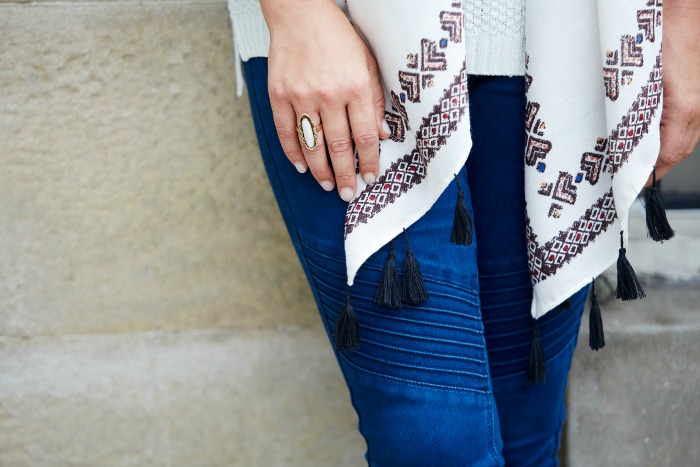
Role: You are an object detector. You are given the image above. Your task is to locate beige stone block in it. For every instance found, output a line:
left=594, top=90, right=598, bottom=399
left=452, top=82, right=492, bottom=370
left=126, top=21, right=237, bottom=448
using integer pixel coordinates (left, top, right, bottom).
left=0, top=325, right=366, bottom=466
left=566, top=286, right=700, bottom=466
left=0, top=1, right=317, bottom=336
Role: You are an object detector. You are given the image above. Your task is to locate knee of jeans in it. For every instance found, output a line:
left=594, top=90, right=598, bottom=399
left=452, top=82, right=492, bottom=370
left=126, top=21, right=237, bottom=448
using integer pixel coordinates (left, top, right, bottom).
left=343, top=368, right=503, bottom=467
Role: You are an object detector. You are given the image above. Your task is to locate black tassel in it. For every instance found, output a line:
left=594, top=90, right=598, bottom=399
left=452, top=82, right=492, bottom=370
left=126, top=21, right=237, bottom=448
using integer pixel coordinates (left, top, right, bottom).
left=450, top=174, right=473, bottom=246
left=615, top=231, right=646, bottom=301
left=401, top=229, right=429, bottom=305
left=588, top=279, right=605, bottom=351
left=527, top=321, right=546, bottom=384
left=374, top=240, right=402, bottom=309
left=334, top=289, right=359, bottom=351
left=645, top=166, right=675, bottom=242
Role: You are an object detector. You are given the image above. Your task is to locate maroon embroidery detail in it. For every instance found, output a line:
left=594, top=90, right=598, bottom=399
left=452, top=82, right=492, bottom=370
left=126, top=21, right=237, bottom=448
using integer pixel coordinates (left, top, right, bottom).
left=420, top=39, right=447, bottom=71
left=399, top=71, right=421, bottom=103
left=407, top=53, right=418, bottom=69
left=610, top=52, right=663, bottom=172
left=548, top=203, right=563, bottom=219
left=525, top=137, right=551, bottom=167
left=552, top=171, right=577, bottom=205
left=439, top=11, right=463, bottom=43
left=538, top=182, right=553, bottom=196
left=345, top=62, right=468, bottom=237
left=526, top=51, right=662, bottom=283
left=527, top=191, right=618, bottom=284
left=390, top=91, right=410, bottom=131
left=603, top=3, right=661, bottom=101
left=620, top=34, right=644, bottom=67
left=580, top=152, right=605, bottom=185
left=603, top=67, right=620, bottom=101
left=637, top=9, right=657, bottom=42
left=384, top=111, right=406, bottom=143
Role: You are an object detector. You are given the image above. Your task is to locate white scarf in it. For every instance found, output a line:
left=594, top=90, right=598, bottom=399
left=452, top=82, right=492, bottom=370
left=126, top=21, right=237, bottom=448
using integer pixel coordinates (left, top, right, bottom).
left=341, top=0, right=664, bottom=326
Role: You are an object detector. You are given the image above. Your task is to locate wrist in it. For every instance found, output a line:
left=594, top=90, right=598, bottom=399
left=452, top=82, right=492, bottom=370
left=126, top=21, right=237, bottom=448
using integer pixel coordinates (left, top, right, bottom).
left=260, top=0, right=341, bottom=36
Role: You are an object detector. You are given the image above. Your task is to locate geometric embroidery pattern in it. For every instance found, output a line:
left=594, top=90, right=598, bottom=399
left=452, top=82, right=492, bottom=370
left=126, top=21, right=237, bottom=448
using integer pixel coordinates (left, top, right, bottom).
left=526, top=49, right=663, bottom=283
left=527, top=190, right=617, bottom=284
left=609, top=52, right=663, bottom=172
left=439, top=10, right=462, bottom=43
left=345, top=62, right=468, bottom=236
left=399, top=71, right=421, bottom=103
left=552, top=171, right=577, bottom=205
left=580, top=152, right=605, bottom=185
left=384, top=110, right=406, bottom=143
left=420, top=38, right=447, bottom=71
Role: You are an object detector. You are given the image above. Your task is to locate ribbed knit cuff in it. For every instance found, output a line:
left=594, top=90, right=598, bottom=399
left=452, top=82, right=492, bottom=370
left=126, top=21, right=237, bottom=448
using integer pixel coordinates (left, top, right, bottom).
left=228, top=5, right=271, bottom=96
left=465, top=34, right=526, bottom=76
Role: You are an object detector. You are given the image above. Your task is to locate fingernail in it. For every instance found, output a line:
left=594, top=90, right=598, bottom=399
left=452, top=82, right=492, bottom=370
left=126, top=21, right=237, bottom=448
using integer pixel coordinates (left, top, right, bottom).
left=363, top=172, right=376, bottom=185
left=294, top=162, right=307, bottom=173
left=320, top=180, right=335, bottom=192
left=381, top=119, right=390, bottom=135
left=339, top=187, right=355, bottom=202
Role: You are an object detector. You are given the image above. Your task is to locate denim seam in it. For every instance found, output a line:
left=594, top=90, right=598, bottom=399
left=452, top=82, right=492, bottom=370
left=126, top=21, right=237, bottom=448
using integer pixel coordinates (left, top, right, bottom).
left=302, top=239, right=480, bottom=297
left=344, top=347, right=491, bottom=379
left=489, top=328, right=582, bottom=379
left=317, top=287, right=486, bottom=335
left=336, top=351, right=491, bottom=395
left=305, top=253, right=480, bottom=303
left=359, top=336, right=487, bottom=364
left=311, top=272, right=482, bottom=319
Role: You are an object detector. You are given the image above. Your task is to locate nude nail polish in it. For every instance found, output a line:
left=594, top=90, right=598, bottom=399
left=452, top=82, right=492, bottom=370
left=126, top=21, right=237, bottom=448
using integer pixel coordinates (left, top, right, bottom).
left=381, top=119, right=391, bottom=135
left=339, top=187, right=355, bottom=202
left=320, top=181, right=335, bottom=192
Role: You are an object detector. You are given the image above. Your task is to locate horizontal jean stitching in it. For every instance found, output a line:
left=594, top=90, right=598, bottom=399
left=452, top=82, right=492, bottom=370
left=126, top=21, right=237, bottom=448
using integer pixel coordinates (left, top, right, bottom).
left=337, top=352, right=490, bottom=395
left=306, top=255, right=479, bottom=302
left=320, top=306, right=485, bottom=350
left=317, top=287, right=485, bottom=336
left=302, top=240, right=480, bottom=297
left=348, top=348, right=490, bottom=379
left=490, top=329, right=580, bottom=374
left=307, top=263, right=480, bottom=309
left=360, top=336, right=486, bottom=365
left=487, top=315, right=583, bottom=365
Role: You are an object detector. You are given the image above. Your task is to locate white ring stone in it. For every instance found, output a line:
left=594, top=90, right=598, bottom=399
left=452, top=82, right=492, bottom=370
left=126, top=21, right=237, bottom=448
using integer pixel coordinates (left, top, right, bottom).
left=300, top=116, right=316, bottom=149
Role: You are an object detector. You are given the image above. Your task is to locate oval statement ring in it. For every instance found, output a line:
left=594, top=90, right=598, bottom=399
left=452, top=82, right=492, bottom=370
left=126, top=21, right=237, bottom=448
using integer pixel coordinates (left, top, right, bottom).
left=297, top=113, right=323, bottom=151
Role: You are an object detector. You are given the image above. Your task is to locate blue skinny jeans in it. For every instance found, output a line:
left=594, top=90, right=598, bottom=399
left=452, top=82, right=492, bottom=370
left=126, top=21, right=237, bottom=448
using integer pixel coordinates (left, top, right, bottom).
left=242, top=57, right=589, bottom=467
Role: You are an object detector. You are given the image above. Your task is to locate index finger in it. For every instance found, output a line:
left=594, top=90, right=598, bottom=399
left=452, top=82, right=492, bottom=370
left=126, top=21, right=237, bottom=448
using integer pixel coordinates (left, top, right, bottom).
left=347, top=87, right=380, bottom=185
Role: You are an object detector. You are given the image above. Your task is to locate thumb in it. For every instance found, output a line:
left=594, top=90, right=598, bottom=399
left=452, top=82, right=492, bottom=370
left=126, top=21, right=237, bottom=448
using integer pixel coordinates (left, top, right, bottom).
left=367, top=53, right=391, bottom=140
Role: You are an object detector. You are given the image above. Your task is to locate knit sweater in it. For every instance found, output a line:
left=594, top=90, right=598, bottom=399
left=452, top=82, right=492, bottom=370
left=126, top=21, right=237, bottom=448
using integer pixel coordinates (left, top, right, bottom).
left=227, top=0, right=526, bottom=95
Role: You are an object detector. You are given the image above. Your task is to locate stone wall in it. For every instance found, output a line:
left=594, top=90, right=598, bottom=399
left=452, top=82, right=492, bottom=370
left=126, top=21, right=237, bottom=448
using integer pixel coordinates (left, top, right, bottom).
left=0, top=1, right=364, bottom=465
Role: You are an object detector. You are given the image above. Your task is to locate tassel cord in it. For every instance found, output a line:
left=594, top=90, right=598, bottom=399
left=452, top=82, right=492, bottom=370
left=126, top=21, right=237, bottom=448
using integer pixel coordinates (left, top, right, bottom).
left=374, top=239, right=402, bottom=309
left=615, top=231, right=646, bottom=301
left=450, top=174, right=474, bottom=246
left=588, top=278, right=605, bottom=351
left=645, top=166, right=675, bottom=242
left=401, top=229, right=429, bottom=305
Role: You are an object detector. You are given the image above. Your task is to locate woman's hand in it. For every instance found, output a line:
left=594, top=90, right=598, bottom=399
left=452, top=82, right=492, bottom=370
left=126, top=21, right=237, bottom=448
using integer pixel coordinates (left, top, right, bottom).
left=260, top=0, right=391, bottom=202
left=648, top=0, right=700, bottom=186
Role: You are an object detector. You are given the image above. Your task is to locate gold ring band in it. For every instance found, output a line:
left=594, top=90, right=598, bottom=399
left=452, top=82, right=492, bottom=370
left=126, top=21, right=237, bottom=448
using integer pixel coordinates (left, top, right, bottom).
left=297, top=113, right=323, bottom=151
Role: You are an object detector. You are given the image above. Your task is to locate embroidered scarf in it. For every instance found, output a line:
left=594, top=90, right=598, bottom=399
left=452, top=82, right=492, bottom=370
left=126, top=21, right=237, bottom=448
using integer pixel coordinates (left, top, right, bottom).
left=340, top=0, right=665, bottom=334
